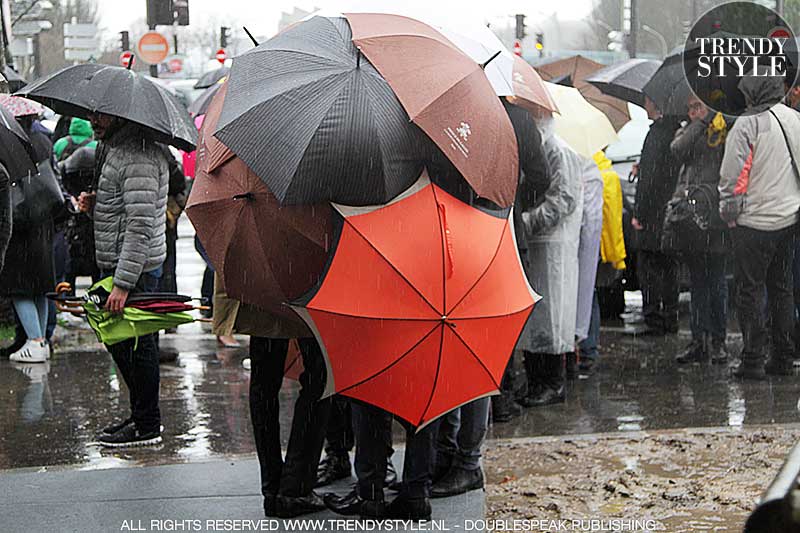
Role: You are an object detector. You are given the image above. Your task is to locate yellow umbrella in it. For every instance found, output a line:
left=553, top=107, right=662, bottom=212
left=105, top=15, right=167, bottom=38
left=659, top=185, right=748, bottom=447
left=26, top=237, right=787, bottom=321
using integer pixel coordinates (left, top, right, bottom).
left=545, top=81, right=619, bottom=159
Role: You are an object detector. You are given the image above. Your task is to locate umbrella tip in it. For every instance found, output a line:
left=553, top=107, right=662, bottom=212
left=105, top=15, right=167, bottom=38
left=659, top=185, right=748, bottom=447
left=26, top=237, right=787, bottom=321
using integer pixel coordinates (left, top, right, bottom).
left=243, top=26, right=259, bottom=47
left=127, top=55, right=135, bottom=70
left=481, top=50, right=502, bottom=70
left=356, top=48, right=361, bottom=69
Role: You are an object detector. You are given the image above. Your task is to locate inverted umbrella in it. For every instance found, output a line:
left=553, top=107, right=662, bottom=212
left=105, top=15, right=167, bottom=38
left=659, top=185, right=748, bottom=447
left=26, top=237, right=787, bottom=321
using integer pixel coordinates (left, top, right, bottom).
left=584, top=58, right=662, bottom=108
left=292, top=173, right=538, bottom=428
left=345, top=13, right=519, bottom=208
left=16, top=64, right=197, bottom=151
left=0, top=105, right=37, bottom=179
left=537, top=55, right=630, bottom=130
left=194, top=66, right=229, bottom=89
left=0, top=94, right=44, bottom=117
left=545, top=82, right=619, bottom=159
left=215, top=15, right=430, bottom=206
left=187, top=82, right=332, bottom=321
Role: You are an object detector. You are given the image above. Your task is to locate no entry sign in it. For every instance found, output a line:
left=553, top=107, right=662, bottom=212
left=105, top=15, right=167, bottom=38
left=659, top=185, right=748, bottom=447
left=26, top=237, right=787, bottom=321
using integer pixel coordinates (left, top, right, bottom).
left=137, top=31, right=169, bottom=65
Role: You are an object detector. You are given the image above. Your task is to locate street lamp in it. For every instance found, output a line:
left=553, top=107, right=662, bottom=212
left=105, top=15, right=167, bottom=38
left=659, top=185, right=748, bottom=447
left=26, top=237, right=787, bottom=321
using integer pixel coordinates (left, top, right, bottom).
left=641, top=24, right=668, bottom=58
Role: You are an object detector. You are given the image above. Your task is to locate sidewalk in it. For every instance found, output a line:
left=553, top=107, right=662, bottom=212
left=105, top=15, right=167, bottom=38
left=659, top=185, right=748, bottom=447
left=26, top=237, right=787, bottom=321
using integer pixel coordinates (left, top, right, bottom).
left=0, top=455, right=485, bottom=533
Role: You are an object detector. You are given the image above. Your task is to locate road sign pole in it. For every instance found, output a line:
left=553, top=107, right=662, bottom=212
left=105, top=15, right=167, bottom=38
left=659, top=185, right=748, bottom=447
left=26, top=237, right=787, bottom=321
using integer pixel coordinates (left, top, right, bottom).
left=149, top=24, right=158, bottom=77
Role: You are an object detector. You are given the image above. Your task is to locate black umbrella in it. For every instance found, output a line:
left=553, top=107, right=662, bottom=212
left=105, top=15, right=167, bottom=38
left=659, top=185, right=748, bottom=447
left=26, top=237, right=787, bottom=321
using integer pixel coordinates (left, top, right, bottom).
left=16, top=64, right=197, bottom=151
left=585, top=59, right=662, bottom=108
left=643, top=48, right=691, bottom=116
left=0, top=105, right=37, bottom=179
left=214, top=15, right=430, bottom=206
left=3, top=66, right=27, bottom=92
left=194, top=66, right=229, bottom=89
left=187, top=82, right=221, bottom=117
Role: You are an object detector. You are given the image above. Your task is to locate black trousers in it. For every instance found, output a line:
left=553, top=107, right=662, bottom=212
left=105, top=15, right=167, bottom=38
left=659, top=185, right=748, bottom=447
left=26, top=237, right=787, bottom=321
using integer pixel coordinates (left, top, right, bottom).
left=352, top=401, right=436, bottom=500
left=159, top=226, right=178, bottom=294
left=249, top=336, right=331, bottom=497
left=733, top=225, right=797, bottom=365
left=637, top=250, right=679, bottom=332
left=105, top=272, right=162, bottom=434
left=324, top=395, right=355, bottom=456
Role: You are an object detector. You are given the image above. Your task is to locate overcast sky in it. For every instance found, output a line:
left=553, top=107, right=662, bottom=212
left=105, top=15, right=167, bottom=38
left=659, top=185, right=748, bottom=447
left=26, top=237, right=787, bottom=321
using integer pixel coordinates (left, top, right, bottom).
left=98, top=0, right=596, bottom=37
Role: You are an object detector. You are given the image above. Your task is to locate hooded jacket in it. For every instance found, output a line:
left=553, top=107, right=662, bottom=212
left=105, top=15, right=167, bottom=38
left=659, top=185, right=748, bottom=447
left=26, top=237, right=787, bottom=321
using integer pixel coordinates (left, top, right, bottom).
left=719, top=76, right=800, bottom=231
left=53, top=118, right=97, bottom=161
left=595, top=151, right=626, bottom=270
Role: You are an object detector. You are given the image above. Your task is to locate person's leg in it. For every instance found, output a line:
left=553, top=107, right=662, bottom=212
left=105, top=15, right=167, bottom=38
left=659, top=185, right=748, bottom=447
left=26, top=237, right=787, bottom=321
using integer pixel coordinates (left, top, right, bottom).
left=249, top=336, right=288, bottom=497
left=677, top=255, right=708, bottom=363
left=279, top=338, right=332, bottom=498
left=766, top=226, right=797, bottom=372
left=352, top=401, right=392, bottom=501
left=12, top=298, right=44, bottom=340
left=733, top=227, right=774, bottom=376
left=160, top=228, right=178, bottom=294
left=35, top=296, right=49, bottom=344
left=434, top=408, right=460, bottom=479
left=707, top=254, right=728, bottom=343
left=129, top=332, right=161, bottom=433
left=637, top=251, right=663, bottom=332
left=107, top=338, right=137, bottom=419
left=578, top=291, right=600, bottom=369
left=661, top=253, right=680, bottom=333
left=316, top=395, right=354, bottom=488
left=452, top=398, right=489, bottom=471
left=387, top=420, right=436, bottom=519
left=491, top=355, right=521, bottom=422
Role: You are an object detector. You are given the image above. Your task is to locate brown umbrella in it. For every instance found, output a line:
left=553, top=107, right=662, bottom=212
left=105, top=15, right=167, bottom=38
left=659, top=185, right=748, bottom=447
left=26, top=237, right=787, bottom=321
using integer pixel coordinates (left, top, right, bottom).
left=510, top=56, right=559, bottom=114
left=344, top=13, right=519, bottom=208
left=536, top=55, right=630, bottom=130
left=186, top=83, right=333, bottom=326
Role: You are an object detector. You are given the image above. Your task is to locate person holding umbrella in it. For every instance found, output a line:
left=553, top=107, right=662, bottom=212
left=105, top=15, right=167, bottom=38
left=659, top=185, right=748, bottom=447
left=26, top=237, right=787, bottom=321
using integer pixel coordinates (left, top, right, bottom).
left=0, top=161, right=10, bottom=273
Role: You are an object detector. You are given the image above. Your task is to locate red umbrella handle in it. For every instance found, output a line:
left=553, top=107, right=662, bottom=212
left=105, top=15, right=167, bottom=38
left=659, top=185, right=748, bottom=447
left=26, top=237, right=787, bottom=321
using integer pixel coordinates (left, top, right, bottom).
left=438, top=202, right=455, bottom=279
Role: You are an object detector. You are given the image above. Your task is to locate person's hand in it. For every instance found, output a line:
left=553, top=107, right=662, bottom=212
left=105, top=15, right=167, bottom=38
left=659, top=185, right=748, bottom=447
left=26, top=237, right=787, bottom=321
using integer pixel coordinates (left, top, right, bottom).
left=77, top=192, right=96, bottom=213
left=631, top=163, right=639, bottom=177
left=105, top=286, right=129, bottom=314
left=688, top=102, right=709, bottom=122
left=727, top=221, right=737, bottom=229
left=632, top=217, right=643, bottom=231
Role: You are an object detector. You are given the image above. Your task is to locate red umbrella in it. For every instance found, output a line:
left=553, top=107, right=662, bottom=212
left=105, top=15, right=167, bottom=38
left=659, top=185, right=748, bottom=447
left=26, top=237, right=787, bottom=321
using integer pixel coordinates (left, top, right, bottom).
left=0, top=94, right=43, bottom=117
left=344, top=13, right=519, bottom=208
left=293, top=171, right=538, bottom=428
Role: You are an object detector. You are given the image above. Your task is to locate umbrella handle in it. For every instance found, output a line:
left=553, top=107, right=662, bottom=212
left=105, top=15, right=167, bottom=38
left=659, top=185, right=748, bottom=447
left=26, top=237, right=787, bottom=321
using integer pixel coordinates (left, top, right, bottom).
left=438, top=203, right=455, bottom=279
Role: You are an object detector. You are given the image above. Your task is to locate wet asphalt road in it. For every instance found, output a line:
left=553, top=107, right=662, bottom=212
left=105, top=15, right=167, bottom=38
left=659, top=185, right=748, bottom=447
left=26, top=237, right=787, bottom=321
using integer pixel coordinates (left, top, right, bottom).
left=1, top=218, right=799, bottom=470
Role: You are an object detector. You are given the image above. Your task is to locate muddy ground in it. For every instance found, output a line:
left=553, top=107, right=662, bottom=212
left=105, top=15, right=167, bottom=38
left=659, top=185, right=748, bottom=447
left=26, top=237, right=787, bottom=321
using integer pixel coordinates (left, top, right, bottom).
left=484, top=426, right=799, bottom=532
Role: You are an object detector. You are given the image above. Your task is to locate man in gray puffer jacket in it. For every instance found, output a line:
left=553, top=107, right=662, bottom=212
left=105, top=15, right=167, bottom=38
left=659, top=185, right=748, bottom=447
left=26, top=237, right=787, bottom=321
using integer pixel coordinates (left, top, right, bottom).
left=78, top=114, right=169, bottom=447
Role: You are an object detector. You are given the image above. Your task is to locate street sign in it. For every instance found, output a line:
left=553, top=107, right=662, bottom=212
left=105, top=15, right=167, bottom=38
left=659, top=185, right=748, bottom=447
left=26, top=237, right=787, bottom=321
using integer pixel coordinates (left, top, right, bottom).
left=63, top=22, right=97, bottom=37
left=64, top=37, right=98, bottom=50
left=120, top=51, right=134, bottom=68
left=215, top=48, right=227, bottom=64
left=167, top=56, right=184, bottom=73
left=64, top=49, right=95, bottom=61
left=137, top=32, right=170, bottom=65
left=513, top=40, right=522, bottom=57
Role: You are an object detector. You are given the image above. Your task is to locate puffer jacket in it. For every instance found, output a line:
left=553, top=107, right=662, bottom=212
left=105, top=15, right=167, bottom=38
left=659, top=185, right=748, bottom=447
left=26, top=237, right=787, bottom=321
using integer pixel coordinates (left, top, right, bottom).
left=94, top=123, right=169, bottom=290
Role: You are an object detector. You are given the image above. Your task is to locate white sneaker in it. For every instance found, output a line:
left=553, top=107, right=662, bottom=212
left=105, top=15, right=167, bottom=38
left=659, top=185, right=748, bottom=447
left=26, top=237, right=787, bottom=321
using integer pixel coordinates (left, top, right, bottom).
left=242, top=358, right=251, bottom=370
left=9, top=340, right=49, bottom=363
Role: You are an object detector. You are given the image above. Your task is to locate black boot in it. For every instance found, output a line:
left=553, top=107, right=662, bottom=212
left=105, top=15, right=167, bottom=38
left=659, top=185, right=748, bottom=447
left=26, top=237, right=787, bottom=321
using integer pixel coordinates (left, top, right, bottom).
left=315, top=452, right=352, bottom=488
left=675, top=339, right=707, bottom=364
left=709, top=339, right=729, bottom=365
left=276, top=492, right=326, bottom=518
left=324, top=488, right=385, bottom=517
left=516, top=352, right=542, bottom=408
left=491, top=393, right=521, bottom=423
left=523, top=355, right=565, bottom=407
left=430, top=467, right=484, bottom=498
left=765, top=357, right=795, bottom=376
left=565, top=351, right=578, bottom=380
left=385, top=494, right=432, bottom=520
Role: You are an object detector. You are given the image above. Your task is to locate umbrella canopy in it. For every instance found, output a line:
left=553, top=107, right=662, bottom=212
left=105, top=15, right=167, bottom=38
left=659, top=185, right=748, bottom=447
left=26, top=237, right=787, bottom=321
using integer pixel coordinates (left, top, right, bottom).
left=187, top=82, right=333, bottom=318
left=16, top=64, right=197, bottom=151
left=537, top=55, right=630, bottom=130
left=3, top=66, right=27, bottom=92
left=584, top=58, right=662, bottom=108
left=187, top=82, right=222, bottom=117
left=293, top=173, right=538, bottom=428
left=0, top=94, right=44, bottom=117
left=642, top=48, right=689, bottom=116
left=214, top=15, right=430, bottom=207
left=194, top=66, right=229, bottom=89
left=545, top=81, right=619, bottom=159
left=0, top=105, right=37, bottom=179
left=345, top=13, right=519, bottom=208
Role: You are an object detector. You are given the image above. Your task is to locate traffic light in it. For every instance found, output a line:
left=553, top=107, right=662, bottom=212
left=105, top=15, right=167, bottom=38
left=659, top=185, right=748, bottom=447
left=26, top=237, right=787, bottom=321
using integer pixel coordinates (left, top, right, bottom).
left=147, top=0, right=173, bottom=26
left=515, top=14, right=526, bottom=40
left=535, top=32, right=544, bottom=56
left=120, top=31, right=130, bottom=51
left=173, top=0, right=190, bottom=26
left=220, top=26, right=231, bottom=48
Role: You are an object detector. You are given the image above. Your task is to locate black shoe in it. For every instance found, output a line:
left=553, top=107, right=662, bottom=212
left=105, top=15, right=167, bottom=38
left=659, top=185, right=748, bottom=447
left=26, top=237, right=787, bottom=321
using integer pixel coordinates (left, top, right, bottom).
left=431, top=467, right=484, bottom=498
left=565, top=352, right=578, bottom=380
left=323, top=489, right=385, bottom=517
left=97, top=424, right=162, bottom=448
left=709, top=341, right=729, bottom=365
left=675, top=340, right=707, bottom=364
left=733, top=361, right=766, bottom=381
left=385, top=460, right=400, bottom=490
left=491, top=394, right=522, bottom=423
left=578, top=357, right=597, bottom=375
left=263, top=494, right=277, bottom=517
left=316, top=453, right=352, bottom=488
left=276, top=492, right=326, bottom=518
left=101, top=416, right=133, bottom=435
left=158, top=349, right=179, bottom=363
left=765, top=358, right=795, bottom=376
left=518, top=382, right=564, bottom=407
left=385, top=494, right=432, bottom=520
left=432, top=456, right=452, bottom=485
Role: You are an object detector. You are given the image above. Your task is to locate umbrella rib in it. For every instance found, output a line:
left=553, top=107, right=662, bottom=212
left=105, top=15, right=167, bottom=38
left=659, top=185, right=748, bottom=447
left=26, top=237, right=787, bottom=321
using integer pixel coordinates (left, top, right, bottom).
left=417, top=324, right=445, bottom=427
left=343, top=219, right=442, bottom=316
left=450, top=305, right=534, bottom=321
left=303, top=309, right=440, bottom=322
left=445, top=324, right=501, bottom=390
left=445, top=218, right=510, bottom=316
left=337, top=323, right=442, bottom=397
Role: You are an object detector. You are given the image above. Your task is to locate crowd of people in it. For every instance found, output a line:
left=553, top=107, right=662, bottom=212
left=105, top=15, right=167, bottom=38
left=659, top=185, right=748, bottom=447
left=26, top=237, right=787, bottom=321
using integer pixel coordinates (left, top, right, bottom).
left=1, top=67, right=800, bottom=522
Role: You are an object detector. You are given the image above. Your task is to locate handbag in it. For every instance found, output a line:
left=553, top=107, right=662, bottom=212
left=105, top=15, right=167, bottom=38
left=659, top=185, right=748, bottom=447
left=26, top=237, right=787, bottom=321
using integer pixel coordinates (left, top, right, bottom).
left=11, top=159, right=64, bottom=225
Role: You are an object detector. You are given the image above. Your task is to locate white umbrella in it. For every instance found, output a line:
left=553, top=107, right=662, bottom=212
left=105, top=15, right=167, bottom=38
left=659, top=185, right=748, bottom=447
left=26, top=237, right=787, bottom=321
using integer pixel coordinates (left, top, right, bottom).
left=545, top=81, right=619, bottom=159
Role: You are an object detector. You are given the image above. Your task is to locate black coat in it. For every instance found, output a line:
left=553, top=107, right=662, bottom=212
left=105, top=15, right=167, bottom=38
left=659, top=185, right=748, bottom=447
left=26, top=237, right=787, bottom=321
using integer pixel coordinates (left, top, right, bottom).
left=0, top=128, right=56, bottom=297
left=0, top=162, right=10, bottom=273
left=633, top=116, right=683, bottom=251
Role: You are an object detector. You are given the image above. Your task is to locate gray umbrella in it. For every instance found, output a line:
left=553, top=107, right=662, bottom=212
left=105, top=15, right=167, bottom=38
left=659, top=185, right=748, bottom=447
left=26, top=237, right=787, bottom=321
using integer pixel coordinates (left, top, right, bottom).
left=214, top=15, right=431, bottom=206
left=585, top=59, right=662, bottom=108
left=16, top=64, right=197, bottom=151
left=194, top=66, right=229, bottom=89
left=3, top=66, right=27, bottom=92
left=643, top=48, right=690, bottom=116
left=0, top=105, right=37, bottom=179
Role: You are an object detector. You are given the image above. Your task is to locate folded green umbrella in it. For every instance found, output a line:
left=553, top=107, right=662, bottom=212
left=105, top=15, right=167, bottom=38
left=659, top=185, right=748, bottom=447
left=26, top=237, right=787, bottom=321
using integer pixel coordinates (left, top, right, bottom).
left=83, top=277, right=195, bottom=346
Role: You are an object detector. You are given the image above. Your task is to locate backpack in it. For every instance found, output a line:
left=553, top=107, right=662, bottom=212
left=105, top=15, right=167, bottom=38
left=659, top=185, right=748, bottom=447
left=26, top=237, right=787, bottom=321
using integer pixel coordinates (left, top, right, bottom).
left=59, top=136, right=91, bottom=162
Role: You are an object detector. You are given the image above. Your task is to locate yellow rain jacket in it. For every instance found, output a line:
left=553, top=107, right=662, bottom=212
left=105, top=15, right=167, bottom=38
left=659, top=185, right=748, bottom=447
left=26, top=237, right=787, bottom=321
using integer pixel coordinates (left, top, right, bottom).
left=593, top=151, right=626, bottom=270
